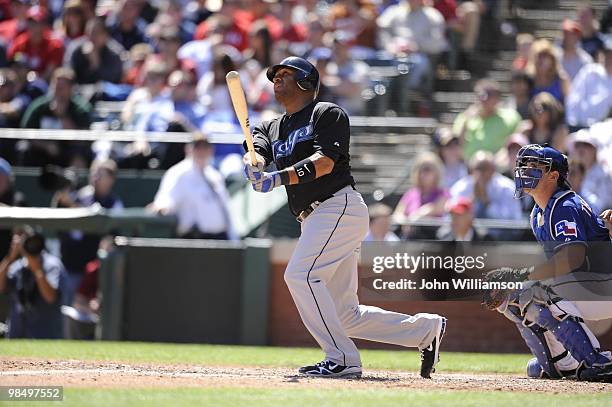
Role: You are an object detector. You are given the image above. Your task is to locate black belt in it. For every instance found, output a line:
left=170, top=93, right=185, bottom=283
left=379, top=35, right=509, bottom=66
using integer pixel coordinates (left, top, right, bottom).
left=296, top=184, right=356, bottom=223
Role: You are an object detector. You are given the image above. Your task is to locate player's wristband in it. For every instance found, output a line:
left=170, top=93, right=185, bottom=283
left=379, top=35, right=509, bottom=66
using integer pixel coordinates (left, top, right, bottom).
left=292, top=158, right=316, bottom=184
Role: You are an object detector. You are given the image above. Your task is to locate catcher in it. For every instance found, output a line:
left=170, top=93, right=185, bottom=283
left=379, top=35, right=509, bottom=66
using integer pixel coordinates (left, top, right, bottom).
left=483, top=144, right=612, bottom=382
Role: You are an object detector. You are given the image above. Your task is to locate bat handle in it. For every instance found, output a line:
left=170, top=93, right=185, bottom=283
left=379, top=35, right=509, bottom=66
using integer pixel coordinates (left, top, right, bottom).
left=249, top=150, right=257, bottom=167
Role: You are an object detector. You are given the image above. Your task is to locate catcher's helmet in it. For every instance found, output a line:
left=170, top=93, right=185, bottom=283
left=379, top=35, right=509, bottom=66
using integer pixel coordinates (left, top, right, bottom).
left=266, top=56, right=320, bottom=94
left=514, top=144, right=570, bottom=199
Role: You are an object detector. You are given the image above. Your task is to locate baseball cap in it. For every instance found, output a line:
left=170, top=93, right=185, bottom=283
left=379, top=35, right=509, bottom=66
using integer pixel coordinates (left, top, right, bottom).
left=561, top=19, right=582, bottom=36
left=0, top=157, right=12, bottom=177
left=192, top=132, right=211, bottom=148
left=448, top=197, right=473, bottom=215
left=435, top=127, right=461, bottom=147
left=571, top=129, right=599, bottom=149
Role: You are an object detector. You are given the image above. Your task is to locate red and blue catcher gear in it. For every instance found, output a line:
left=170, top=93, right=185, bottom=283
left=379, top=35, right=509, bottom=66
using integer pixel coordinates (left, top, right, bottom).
left=514, top=144, right=570, bottom=199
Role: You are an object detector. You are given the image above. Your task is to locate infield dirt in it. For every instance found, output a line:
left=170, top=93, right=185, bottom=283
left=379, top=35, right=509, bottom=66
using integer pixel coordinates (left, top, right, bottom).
left=1, top=358, right=611, bottom=393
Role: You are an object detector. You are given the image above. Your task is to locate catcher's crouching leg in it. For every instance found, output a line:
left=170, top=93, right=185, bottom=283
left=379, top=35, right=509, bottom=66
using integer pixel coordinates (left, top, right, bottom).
left=501, top=298, right=578, bottom=379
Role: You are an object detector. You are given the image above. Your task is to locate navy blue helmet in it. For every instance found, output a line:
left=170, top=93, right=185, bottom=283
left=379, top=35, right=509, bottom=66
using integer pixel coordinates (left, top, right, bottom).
left=514, top=144, right=570, bottom=198
left=266, top=56, right=320, bottom=94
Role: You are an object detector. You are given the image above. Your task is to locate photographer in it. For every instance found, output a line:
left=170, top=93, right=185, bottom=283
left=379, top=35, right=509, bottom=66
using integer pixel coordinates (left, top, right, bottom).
left=0, top=227, right=65, bottom=339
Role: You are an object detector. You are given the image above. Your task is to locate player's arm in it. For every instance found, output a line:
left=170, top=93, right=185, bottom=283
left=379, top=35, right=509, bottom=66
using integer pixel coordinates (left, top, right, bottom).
left=601, top=209, right=612, bottom=236
left=276, top=152, right=334, bottom=185
left=244, top=122, right=274, bottom=166
left=528, top=243, right=586, bottom=280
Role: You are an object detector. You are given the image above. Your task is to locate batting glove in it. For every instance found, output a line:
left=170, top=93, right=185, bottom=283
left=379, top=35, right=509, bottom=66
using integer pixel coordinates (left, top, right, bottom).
left=251, top=171, right=283, bottom=193
left=244, top=161, right=265, bottom=183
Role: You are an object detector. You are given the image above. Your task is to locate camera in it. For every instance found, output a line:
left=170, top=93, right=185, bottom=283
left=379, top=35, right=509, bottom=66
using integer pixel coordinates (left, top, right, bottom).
left=22, top=227, right=45, bottom=256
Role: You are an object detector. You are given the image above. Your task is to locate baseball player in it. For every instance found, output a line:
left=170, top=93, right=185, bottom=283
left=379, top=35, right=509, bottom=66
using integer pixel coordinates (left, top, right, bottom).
left=483, top=144, right=612, bottom=382
left=243, top=56, right=446, bottom=378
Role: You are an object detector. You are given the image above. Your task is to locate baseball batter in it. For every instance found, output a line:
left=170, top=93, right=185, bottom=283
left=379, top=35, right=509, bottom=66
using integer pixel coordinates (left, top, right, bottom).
left=484, top=144, right=612, bottom=382
left=243, top=57, right=446, bottom=378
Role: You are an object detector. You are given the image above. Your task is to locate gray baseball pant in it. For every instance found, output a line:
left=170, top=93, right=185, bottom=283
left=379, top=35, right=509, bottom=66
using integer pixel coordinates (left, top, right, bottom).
left=284, top=185, right=444, bottom=367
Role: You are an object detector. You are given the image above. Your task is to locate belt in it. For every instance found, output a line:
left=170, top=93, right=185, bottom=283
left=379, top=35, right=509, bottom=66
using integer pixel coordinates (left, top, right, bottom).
left=296, top=184, right=356, bottom=223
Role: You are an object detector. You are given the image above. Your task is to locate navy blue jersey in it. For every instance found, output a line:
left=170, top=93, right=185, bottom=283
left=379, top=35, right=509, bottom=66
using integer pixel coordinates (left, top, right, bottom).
left=530, top=189, right=610, bottom=268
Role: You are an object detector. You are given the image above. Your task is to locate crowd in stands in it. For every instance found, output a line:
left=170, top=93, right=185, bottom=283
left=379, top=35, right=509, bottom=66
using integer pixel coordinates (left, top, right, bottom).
left=387, top=1, right=612, bottom=241
left=1, top=0, right=612, bottom=338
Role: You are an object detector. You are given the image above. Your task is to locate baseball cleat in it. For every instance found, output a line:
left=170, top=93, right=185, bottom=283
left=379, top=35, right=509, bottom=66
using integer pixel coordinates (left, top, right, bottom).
left=578, top=363, right=612, bottom=383
left=298, top=360, right=362, bottom=378
left=420, top=317, right=446, bottom=378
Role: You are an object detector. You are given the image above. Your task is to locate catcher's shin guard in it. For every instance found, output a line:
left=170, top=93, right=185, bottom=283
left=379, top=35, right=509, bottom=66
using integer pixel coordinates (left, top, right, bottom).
left=524, top=302, right=611, bottom=369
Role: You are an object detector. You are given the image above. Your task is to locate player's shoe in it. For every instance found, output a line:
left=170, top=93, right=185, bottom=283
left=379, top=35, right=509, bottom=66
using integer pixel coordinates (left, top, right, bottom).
left=298, top=360, right=362, bottom=378
left=420, top=317, right=446, bottom=378
left=578, top=363, right=612, bottom=383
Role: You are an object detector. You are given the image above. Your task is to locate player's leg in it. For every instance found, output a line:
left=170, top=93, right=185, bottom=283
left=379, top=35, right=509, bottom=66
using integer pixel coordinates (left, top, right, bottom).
left=283, top=189, right=369, bottom=376
left=325, top=193, right=446, bottom=378
left=546, top=272, right=612, bottom=321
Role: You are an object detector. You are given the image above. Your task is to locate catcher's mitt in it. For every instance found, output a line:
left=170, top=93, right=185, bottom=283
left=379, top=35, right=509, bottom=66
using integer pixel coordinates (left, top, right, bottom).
left=481, top=266, right=533, bottom=311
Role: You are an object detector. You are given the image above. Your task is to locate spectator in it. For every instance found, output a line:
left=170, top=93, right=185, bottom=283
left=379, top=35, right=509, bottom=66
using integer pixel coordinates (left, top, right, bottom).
left=577, top=2, right=604, bottom=59
left=0, top=68, right=30, bottom=128
left=150, top=134, right=237, bottom=240
left=7, top=6, right=64, bottom=80
left=149, top=27, right=195, bottom=80
left=505, top=70, right=533, bottom=119
left=183, top=0, right=214, bottom=27
left=0, top=158, right=26, bottom=259
left=193, top=2, right=248, bottom=51
left=434, top=127, right=467, bottom=190
left=277, top=0, right=307, bottom=44
left=323, top=35, right=370, bottom=115
left=0, top=0, right=29, bottom=43
left=21, top=67, right=91, bottom=130
left=437, top=196, right=490, bottom=241
left=8, top=53, right=47, bottom=102
left=53, top=159, right=123, bottom=305
left=65, top=17, right=126, bottom=85
left=377, top=0, right=447, bottom=97
left=243, top=20, right=276, bottom=111
left=364, top=203, right=400, bottom=242
left=328, top=0, right=379, bottom=51
left=151, top=0, right=196, bottom=45
left=123, top=42, right=154, bottom=85
left=197, top=46, right=240, bottom=116
left=495, top=132, right=529, bottom=180
left=450, top=150, right=522, bottom=222
left=0, top=227, right=65, bottom=339
left=135, top=69, right=206, bottom=133
left=453, top=79, right=521, bottom=159
left=523, top=92, right=568, bottom=152
left=393, top=151, right=449, bottom=226
left=567, top=158, right=586, bottom=197
left=558, top=18, right=593, bottom=81
left=569, top=129, right=612, bottom=214
left=434, top=0, right=482, bottom=69
left=56, top=0, right=87, bottom=48
left=565, top=36, right=612, bottom=130
left=527, top=39, right=571, bottom=104
left=107, top=0, right=149, bottom=51
left=121, top=59, right=167, bottom=129
left=512, top=33, right=534, bottom=72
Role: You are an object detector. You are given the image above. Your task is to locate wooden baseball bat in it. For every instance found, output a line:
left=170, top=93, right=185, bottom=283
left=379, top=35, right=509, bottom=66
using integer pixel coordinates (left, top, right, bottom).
left=225, top=71, right=257, bottom=166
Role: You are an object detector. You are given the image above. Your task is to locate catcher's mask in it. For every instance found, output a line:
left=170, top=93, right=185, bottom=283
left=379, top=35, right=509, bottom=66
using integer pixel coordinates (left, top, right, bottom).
left=514, top=144, right=570, bottom=199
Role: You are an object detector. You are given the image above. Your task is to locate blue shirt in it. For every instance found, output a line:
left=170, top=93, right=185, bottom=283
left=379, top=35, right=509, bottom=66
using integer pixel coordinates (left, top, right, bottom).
left=5, top=253, right=66, bottom=338
left=530, top=189, right=610, bottom=269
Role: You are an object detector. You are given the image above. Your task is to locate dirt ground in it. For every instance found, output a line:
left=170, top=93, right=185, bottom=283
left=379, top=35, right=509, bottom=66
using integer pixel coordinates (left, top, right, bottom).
left=1, top=358, right=611, bottom=393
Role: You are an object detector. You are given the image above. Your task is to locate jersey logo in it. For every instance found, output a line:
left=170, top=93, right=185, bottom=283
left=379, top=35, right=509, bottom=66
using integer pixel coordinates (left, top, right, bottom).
left=555, top=220, right=577, bottom=238
left=272, top=124, right=314, bottom=159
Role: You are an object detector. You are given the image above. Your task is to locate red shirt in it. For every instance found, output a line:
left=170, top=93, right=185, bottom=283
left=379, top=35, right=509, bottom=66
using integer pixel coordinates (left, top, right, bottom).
left=434, top=0, right=458, bottom=22
left=0, top=19, right=27, bottom=43
left=194, top=10, right=282, bottom=51
left=7, top=30, right=64, bottom=74
left=77, top=259, right=99, bottom=300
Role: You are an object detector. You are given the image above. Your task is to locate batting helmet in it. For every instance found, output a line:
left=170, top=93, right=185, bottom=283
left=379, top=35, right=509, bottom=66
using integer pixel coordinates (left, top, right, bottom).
left=266, top=56, right=320, bottom=93
left=514, top=144, right=570, bottom=199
